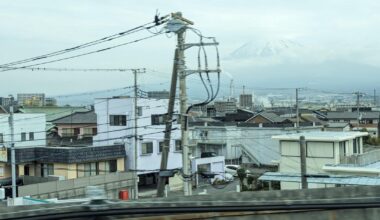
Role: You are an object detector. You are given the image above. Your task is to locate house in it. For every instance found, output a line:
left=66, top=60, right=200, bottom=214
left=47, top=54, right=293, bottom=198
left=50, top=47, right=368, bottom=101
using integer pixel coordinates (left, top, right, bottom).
left=93, top=96, right=182, bottom=185
left=0, top=113, right=46, bottom=179
left=267, top=131, right=368, bottom=190
left=17, top=106, right=90, bottom=122
left=189, top=121, right=323, bottom=166
left=50, top=110, right=97, bottom=145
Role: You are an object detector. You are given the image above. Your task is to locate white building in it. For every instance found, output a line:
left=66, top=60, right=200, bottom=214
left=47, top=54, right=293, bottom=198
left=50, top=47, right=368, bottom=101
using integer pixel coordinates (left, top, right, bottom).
left=268, top=131, right=368, bottom=189
left=0, top=114, right=46, bottom=148
left=189, top=123, right=322, bottom=165
left=93, top=97, right=183, bottom=177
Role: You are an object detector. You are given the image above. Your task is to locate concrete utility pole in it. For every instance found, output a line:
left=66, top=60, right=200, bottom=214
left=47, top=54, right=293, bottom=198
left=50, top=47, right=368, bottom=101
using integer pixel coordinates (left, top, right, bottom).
left=300, top=135, right=307, bottom=189
left=8, top=95, right=16, bottom=198
left=132, top=68, right=145, bottom=200
left=354, top=91, right=364, bottom=126
left=296, top=88, right=299, bottom=130
left=157, top=49, right=179, bottom=197
left=165, top=12, right=220, bottom=197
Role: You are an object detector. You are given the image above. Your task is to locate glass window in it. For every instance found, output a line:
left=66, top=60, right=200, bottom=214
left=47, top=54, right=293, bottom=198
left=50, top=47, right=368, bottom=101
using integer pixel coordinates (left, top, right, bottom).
left=109, top=160, right=117, bottom=172
left=175, top=140, right=182, bottom=151
left=142, top=142, right=153, bottom=154
left=21, top=132, right=26, bottom=141
left=110, top=115, right=127, bottom=126
left=159, top=141, right=165, bottom=153
left=62, top=128, right=74, bottom=137
left=0, top=133, right=3, bottom=143
left=151, top=114, right=166, bottom=125
left=41, top=163, right=54, bottom=177
left=137, top=106, right=143, bottom=116
left=29, top=132, right=34, bottom=141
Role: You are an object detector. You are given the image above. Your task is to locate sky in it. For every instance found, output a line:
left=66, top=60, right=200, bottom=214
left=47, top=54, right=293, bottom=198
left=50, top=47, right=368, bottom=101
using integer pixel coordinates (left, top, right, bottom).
left=1, top=0, right=380, bottom=97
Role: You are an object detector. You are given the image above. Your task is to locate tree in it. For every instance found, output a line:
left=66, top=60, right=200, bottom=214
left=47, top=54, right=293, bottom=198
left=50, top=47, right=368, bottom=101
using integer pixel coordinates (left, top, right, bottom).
left=237, top=168, right=247, bottom=191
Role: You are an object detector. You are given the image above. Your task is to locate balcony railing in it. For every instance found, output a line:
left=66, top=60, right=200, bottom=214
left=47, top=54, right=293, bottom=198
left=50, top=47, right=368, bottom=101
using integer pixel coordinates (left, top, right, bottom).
left=340, top=149, right=380, bottom=166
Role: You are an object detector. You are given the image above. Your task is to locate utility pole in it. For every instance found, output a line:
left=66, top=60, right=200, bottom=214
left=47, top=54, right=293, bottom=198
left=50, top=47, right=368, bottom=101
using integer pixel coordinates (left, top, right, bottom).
left=296, top=88, right=299, bottom=130
left=8, top=95, right=16, bottom=198
left=300, top=135, right=307, bottom=189
left=132, top=68, right=145, bottom=200
left=374, top=89, right=377, bottom=107
left=165, top=12, right=219, bottom=196
left=157, top=49, right=179, bottom=197
left=354, top=91, right=363, bottom=126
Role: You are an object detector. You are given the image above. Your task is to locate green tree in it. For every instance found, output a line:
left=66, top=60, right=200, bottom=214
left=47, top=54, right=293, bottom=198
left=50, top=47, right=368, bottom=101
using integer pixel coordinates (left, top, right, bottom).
left=237, top=168, right=247, bottom=191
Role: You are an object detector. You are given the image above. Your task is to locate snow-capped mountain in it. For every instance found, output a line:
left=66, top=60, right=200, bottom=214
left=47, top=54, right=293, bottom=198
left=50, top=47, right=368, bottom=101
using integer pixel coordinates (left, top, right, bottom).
left=227, top=39, right=303, bottom=59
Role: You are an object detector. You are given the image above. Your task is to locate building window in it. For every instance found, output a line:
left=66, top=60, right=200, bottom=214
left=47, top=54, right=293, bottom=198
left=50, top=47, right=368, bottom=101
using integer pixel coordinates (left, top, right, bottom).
left=0, top=133, right=3, bottom=143
left=21, top=132, right=26, bottom=141
left=110, top=115, right=127, bottom=126
left=137, top=106, right=143, bottom=116
left=84, top=162, right=99, bottom=177
left=175, top=140, right=182, bottom=151
left=62, top=128, right=74, bottom=137
left=141, top=142, right=153, bottom=154
left=152, top=114, right=167, bottom=125
left=41, top=163, right=54, bottom=177
left=24, top=165, right=30, bottom=176
left=83, top=128, right=94, bottom=136
left=29, top=132, right=34, bottom=141
left=109, top=160, right=117, bottom=172
left=353, top=138, right=361, bottom=154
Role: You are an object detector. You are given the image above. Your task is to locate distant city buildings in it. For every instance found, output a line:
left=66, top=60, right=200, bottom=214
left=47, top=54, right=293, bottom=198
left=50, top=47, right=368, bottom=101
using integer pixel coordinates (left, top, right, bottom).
left=16, top=93, right=57, bottom=107
left=239, top=93, right=253, bottom=109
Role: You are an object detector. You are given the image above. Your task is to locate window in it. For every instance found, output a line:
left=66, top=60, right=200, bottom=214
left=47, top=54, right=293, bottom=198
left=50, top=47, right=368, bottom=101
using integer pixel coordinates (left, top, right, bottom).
left=41, top=163, right=54, bottom=177
left=110, top=115, right=127, bottom=126
left=142, top=142, right=153, bottom=154
left=353, top=138, right=358, bottom=154
left=339, top=141, right=346, bottom=156
left=137, top=106, right=143, bottom=116
left=24, top=165, right=30, bottom=176
left=62, top=128, right=74, bottom=137
left=84, top=162, right=99, bottom=177
left=151, top=114, right=166, bottom=125
left=109, top=160, right=117, bottom=172
left=21, top=132, right=26, bottom=141
left=175, top=140, right=182, bottom=151
left=0, top=133, right=3, bottom=143
left=29, top=132, right=34, bottom=141
left=83, top=128, right=94, bottom=136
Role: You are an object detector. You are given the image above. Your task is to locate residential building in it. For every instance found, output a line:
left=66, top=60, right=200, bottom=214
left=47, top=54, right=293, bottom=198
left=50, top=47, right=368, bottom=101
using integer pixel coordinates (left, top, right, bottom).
left=324, top=122, right=351, bottom=132
left=93, top=96, right=182, bottom=184
left=0, top=113, right=46, bottom=148
left=17, top=106, right=89, bottom=122
left=271, top=131, right=368, bottom=189
left=214, top=100, right=237, bottom=116
left=239, top=94, right=253, bottom=109
left=245, top=112, right=292, bottom=124
left=17, top=93, right=45, bottom=107
left=189, top=121, right=322, bottom=166
left=0, top=97, right=12, bottom=107
left=50, top=110, right=97, bottom=146
left=45, top=97, right=57, bottom=106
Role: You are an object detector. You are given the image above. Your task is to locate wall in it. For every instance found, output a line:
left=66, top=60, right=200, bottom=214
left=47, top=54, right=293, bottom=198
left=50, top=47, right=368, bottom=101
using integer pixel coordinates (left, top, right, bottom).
left=18, top=172, right=136, bottom=200
left=0, top=114, right=46, bottom=148
left=93, top=98, right=182, bottom=175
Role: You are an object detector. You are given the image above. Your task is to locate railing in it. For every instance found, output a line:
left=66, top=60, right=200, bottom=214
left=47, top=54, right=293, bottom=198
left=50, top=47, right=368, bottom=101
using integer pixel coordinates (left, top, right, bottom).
left=340, top=149, right=380, bottom=166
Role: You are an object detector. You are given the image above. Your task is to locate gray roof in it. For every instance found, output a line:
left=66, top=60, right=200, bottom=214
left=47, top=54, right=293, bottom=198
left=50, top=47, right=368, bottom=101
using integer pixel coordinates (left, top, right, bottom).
left=248, top=112, right=287, bottom=123
left=326, top=111, right=380, bottom=120
left=259, top=172, right=380, bottom=185
left=326, top=122, right=350, bottom=128
left=52, top=110, right=97, bottom=124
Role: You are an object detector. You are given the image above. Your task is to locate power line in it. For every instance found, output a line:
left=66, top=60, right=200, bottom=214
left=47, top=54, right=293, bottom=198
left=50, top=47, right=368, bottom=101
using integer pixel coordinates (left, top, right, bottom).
left=0, top=15, right=169, bottom=68
left=0, top=32, right=165, bottom=72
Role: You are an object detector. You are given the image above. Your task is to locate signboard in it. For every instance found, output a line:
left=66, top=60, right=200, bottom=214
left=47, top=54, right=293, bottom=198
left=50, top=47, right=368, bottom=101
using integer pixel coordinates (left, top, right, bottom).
left=0, top=147, right=7, bottom=162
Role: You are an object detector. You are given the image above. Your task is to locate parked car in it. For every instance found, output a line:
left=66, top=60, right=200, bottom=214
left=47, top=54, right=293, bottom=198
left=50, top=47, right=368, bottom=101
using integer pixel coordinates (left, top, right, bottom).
left=224, top=165, right=251, bottom=177
left=212, top=173, right=234, bottom=184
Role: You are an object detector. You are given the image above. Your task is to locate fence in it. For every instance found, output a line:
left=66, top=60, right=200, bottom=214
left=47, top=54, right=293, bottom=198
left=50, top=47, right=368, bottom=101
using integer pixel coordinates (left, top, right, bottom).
left=341, top=149, right=380, bottom=165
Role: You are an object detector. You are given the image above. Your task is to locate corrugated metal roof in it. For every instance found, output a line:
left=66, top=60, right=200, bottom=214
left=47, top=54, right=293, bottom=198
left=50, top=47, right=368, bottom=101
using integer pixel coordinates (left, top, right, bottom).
left=18, top=106, right=89, bottom=122
left=258, top=172, right=380, bottom=185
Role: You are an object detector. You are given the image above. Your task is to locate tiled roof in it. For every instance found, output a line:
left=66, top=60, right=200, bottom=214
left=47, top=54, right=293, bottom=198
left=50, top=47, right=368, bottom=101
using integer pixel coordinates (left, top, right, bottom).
left=52, top=110, right=97, bottom=124
left=18, top=106, right=89, bottom=122
left=247, top=112, right=287, bottom=123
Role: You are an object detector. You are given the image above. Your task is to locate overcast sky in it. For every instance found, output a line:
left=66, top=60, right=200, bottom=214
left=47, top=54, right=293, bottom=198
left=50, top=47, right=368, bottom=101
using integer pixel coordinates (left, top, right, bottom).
left=1, top=0, right=380, bottom=97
